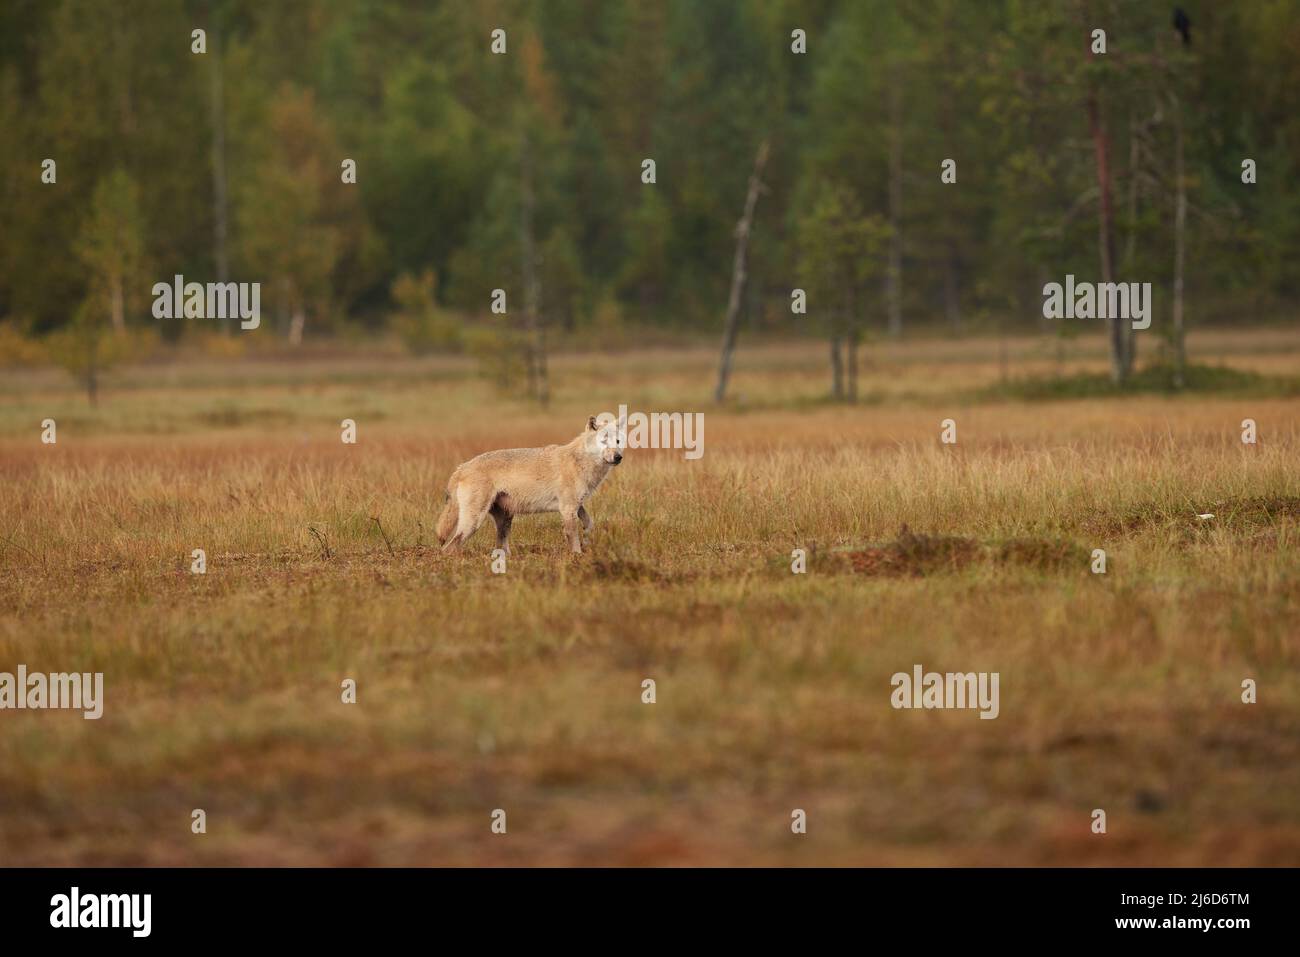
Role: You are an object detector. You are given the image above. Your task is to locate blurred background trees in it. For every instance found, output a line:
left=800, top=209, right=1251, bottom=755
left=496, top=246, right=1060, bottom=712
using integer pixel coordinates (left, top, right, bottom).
left=796, top=181, right=889, bottom=400
left=0, top=0, right=1295, bottom=381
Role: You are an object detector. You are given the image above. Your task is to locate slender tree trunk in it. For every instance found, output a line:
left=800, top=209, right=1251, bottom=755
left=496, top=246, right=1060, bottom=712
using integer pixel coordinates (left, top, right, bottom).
left=1086, top=80, right=1123, bottom=384
left=846, top=327, right=859, bottom=402
left=85, top=337, right=99, bottom=406
left=1124, top=115, right=1140, bottom=269
left=1172, top=91, right=1187, bottom=388
left=999, top=313, right=1009, bottom=384
left=944, top=245, right=961, bottom=330
left=288, top=305, right=305, bottom=346
left=112, top=19, right=135, bottom=135
left=207, top=3, right=230, bottom=335
left=886, top=72, right=903, bottom=339
left=535, top=324, right=549, bottom=407
left=714, top=138, right=769, bottom=403
left=1121, top=112, right=1142, bottom=375
left=1037, top=266, right=1051, bottom=333
left=519, top=128, right=547, bottom=406
left=829, top=333, right=843, bottom=400
left=939, top=20, right=960, bottom=335
left=276, top=278, right=290, bottom=339
left=109, top=278, right=125, bottom=334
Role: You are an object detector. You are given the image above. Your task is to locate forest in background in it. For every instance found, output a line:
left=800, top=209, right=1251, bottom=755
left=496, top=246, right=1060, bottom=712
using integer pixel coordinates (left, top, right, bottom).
left=1, top=0, right=1298, bottom=397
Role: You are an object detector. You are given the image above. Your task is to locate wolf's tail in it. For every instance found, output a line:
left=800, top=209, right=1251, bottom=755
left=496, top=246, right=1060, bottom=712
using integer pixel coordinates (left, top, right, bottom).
left=435, top=486, right=458, bottom=545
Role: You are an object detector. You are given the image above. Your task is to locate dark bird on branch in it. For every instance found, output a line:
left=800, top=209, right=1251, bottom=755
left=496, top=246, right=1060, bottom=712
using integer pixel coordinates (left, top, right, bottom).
left=1173, top=7, right=1191, bottom=46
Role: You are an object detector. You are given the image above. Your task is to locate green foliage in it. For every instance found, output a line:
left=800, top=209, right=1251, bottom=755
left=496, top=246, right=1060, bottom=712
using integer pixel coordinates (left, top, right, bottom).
left=617, top=189, right=671, bottom=314
left=539, top=226, right=588, bottom=331
left=1, top=0, right=1297, bottom=343
left=0, top=321, right=45, bottom=367
left=796, top=181, right=889, bottom=324
left=390, top=270, right=462, bottom=355
left=75, top=168, right=150, bottom=334
left=234, top=85, right=368, bottom=340
left=37, top=167, right=157, bottom=402
left=44, top=302, right=155, bottom=405
left=463, top=320, right=530, bottom=394
left=982, top=363, right=1300, bottom=402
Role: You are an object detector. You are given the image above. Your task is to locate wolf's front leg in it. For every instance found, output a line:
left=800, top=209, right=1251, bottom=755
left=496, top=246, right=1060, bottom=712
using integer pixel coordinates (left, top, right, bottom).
left=577, top=504, right=593, bottom=538
left=561, top=509, right=583, bottom=554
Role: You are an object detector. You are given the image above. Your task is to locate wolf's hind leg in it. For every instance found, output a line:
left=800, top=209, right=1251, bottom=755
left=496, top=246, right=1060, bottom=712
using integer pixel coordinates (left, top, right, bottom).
left=490, top=500, right=513, bottom=555
left=435, top=493, right=459, bottom=546
left=442, top=486, right=494, bottom=552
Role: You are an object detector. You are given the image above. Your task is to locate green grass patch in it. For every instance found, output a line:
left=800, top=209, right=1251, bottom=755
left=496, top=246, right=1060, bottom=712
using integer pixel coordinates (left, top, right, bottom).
left=980, top=362, right=1300, bottom=402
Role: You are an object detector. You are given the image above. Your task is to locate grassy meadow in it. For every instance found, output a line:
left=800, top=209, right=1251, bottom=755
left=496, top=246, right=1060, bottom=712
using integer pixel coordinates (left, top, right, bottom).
left=1, top=327, right=1298, bottom=866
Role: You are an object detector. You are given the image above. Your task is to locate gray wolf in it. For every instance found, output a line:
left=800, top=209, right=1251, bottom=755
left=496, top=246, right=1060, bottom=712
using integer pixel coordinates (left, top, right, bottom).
left=436, top=416, right=623, bottom=554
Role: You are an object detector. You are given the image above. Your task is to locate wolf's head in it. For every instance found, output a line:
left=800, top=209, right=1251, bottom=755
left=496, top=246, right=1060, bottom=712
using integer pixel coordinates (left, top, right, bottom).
left=583, top=415, right=624, bottom=465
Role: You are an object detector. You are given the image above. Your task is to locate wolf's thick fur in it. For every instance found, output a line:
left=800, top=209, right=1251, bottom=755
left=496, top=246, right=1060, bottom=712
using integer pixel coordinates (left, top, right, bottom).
left=437, top=417, right=623, bottom=554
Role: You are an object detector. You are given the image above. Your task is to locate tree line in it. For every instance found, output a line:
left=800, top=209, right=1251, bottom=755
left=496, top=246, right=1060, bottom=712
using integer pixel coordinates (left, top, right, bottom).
left=1, top=0, right=1296, bottom=399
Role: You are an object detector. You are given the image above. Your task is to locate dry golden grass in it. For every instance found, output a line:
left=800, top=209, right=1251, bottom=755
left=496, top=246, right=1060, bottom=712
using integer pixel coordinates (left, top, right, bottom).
left=1, top=327, right=1298, bottom=865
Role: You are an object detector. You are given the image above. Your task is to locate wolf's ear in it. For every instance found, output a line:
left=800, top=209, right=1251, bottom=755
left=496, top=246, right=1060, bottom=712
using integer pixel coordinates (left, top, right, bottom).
left=587, top=415, right=598, bottom=431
